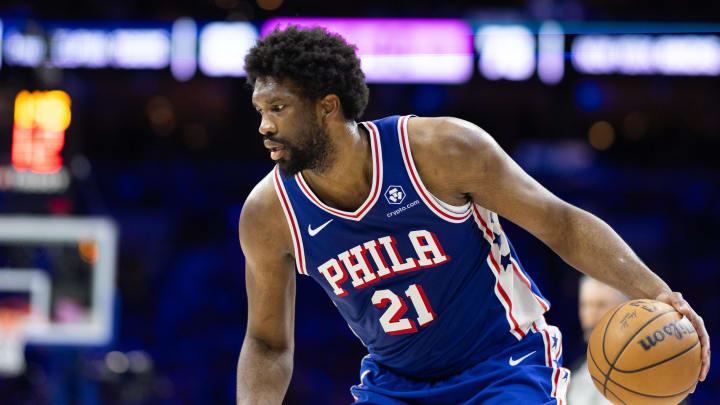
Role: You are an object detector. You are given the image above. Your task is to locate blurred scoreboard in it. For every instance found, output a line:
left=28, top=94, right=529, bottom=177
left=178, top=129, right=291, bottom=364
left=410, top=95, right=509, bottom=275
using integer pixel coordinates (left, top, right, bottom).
left=12, top=90, right=70, bottom=174
left=0, top=89, right=71, bottom=195
left=1, top=17, right=719, bottom=83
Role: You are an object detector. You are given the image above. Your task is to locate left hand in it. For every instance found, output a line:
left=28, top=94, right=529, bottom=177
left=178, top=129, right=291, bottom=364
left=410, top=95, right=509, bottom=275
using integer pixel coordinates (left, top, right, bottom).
left=654, top=291, right=710, bottom=393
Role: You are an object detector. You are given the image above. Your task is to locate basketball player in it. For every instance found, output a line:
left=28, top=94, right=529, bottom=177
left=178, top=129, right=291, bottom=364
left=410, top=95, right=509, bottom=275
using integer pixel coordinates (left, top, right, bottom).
left=567, top=276, right=628, bottom=404
left=236, top=27, right=710, bottom=404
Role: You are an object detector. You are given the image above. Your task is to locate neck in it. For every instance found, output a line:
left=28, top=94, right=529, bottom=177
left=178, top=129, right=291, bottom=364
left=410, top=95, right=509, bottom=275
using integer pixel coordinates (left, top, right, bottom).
left=302, top=120, right=373, bottom=211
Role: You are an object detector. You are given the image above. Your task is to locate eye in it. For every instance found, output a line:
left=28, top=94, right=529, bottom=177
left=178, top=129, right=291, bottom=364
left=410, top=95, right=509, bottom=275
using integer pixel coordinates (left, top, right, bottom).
left=272, top=105, right=285, bottom=112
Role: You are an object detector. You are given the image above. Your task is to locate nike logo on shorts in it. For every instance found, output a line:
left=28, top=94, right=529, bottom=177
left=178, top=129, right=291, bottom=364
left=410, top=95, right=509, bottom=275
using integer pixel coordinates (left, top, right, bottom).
left=508, top=351, right=536, bottom=366
left=308, top=219, right=333, bottom=236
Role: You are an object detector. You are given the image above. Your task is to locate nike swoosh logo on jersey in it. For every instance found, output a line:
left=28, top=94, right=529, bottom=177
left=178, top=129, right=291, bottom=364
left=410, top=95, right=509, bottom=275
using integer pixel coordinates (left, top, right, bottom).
left=308, top=219, right=333, bottom=236
left=508, top=351, right=536, bottom=366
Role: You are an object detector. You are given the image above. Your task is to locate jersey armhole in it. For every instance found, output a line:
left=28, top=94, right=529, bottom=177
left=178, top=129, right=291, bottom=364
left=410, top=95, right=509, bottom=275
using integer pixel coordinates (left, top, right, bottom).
left=397, top=115, right=473, bottom=223
left=271, top=166, right=309, bottom=276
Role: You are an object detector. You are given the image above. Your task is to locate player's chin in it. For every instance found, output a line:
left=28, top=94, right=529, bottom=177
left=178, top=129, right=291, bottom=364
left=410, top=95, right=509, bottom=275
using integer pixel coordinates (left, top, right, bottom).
left=277, top=158, right=302, bottom=178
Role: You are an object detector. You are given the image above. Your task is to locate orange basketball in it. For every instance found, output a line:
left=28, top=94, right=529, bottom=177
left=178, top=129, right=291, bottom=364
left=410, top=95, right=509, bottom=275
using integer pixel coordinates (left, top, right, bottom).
left=587, top=299, right=701, bottom=404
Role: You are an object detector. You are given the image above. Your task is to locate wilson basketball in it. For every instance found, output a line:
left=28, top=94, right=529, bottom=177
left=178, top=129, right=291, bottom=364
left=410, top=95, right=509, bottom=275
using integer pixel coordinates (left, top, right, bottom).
left=587, top=299, right=701, bottom=404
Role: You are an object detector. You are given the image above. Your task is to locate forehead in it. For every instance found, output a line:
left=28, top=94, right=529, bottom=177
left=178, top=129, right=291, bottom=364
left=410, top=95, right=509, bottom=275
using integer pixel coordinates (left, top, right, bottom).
left=251, top=77, right=304, bottom=105
left=580, top=280, right=623, bottom=303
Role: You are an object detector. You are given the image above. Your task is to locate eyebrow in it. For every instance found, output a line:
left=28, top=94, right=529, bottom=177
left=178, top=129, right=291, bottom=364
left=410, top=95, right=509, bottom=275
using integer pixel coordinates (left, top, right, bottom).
left=252, top=97, right=284, bottom=111
left=254, top=97, right=282, bottom=105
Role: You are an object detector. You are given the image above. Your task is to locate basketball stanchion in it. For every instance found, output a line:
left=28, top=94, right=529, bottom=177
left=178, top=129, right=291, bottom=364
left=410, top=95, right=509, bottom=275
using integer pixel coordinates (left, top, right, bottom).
left=0, top=305, right=31, bottom=377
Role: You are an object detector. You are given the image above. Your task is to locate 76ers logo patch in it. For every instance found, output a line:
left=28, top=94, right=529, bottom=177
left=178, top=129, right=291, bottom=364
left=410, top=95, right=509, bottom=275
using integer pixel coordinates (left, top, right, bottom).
left=384, top=185, right=406, bottom=205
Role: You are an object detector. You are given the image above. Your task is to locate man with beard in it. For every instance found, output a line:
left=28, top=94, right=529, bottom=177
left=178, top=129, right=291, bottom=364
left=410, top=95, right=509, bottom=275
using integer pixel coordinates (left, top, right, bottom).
left=236, top=26, right=710, bottom=404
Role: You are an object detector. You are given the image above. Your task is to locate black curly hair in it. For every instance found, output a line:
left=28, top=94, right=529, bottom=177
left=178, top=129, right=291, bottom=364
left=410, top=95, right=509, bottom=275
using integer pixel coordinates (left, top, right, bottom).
left=245, top=26, right=369, bottom=121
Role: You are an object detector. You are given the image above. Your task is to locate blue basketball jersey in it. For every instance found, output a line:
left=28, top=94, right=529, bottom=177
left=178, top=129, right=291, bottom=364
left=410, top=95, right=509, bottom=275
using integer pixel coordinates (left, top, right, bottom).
left=273, top=115, right=552, bottom=380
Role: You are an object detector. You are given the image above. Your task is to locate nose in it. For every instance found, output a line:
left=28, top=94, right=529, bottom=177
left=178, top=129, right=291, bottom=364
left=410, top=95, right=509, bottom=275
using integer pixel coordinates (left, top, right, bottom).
left=259, top=114, right=277, bottom=136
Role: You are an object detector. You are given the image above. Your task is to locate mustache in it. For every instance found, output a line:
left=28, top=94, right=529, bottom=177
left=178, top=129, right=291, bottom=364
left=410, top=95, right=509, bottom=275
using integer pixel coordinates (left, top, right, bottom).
left=263, top=134, right=288, bottom=146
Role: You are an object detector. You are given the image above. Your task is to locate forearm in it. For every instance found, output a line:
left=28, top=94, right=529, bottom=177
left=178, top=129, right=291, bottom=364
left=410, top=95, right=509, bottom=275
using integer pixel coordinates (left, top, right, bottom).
left=550, top=205, right=671, bottom=299
left=237, top=336, right=293, bottom=405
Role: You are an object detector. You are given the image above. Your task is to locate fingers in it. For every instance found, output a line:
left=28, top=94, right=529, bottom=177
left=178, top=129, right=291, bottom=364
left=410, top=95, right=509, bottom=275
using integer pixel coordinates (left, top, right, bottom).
left=655, top=292, right=691, bottom=320
left=680, top=304, right=710, bottom=381
left=654, top=292, right=711, bottom=382
left=689, top=381, right=697, bottom=394
left=698, top=319, right=711, bottom=381
left=668, top=292, right=690, bottom=314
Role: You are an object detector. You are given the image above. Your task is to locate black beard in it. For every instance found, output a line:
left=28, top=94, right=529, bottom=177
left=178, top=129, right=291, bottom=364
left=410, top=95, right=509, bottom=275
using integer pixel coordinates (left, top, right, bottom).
left=272, top=118, right=335, bottom=177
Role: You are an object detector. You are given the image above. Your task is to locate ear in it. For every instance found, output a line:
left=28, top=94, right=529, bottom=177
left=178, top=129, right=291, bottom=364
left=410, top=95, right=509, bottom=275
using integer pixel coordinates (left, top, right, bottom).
left=318, top=94, right=342, bottom=122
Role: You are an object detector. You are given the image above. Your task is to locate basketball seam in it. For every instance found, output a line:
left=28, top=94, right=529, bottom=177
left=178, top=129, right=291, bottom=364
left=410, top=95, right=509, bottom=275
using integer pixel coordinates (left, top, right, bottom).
left=601, top=308, right=676, bottom=397
left=593, top=362, right=695, bottom=400
left=602, top=374, right=695, bottom=399
left=600, top=301, right=630, bottom=396
left=591, top=375, right=628, bottom=405
left=601, top=302, right=628, bottom=366
left=613, top=339, right=700, bottom=373
left=589, top=341, right=620, bottom=402
left=588, top=342, right=606, bottom=382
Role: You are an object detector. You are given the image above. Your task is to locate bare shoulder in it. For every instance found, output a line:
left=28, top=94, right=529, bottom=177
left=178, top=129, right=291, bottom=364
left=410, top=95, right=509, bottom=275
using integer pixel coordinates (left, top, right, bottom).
left=406, top=116, right=497, bottom=161
left=239, top=170, right=294, bottom=260
left=406, top=116, right=498, bottom=204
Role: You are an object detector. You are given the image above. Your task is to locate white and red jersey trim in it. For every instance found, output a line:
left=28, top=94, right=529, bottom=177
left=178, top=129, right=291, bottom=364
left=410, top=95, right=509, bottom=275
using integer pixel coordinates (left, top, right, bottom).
left=273, top=166, right=308, bottom=275
left=512, top=258, right=550, bottom=312
left=473, top=204, right=525, bottom=339
left=397, top=115, right=473, bottom=224
left=472, top=203, right=548, bottom=340
left=532, top=320, right=570, bottom=405
left=294, top=121, right=383, bottom=221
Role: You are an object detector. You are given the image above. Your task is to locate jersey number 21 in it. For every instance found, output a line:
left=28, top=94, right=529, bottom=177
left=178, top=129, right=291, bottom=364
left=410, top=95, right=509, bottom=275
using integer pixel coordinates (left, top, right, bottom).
left=372, top=284, right=436, bottom=335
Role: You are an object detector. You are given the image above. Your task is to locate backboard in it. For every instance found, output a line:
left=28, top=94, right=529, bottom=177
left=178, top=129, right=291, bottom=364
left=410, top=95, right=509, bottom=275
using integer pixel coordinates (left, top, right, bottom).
left=0, top=216, right=118, bottom=346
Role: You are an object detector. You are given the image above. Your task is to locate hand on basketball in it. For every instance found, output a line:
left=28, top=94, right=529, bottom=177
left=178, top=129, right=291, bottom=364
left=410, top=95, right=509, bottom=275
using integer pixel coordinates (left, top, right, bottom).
left=654, top=291, right=710, bottom=392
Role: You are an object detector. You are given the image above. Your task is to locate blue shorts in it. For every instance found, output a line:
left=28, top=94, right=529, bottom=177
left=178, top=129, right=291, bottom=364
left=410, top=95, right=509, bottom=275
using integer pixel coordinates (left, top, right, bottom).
left=350, top=323, right=570, bottom=405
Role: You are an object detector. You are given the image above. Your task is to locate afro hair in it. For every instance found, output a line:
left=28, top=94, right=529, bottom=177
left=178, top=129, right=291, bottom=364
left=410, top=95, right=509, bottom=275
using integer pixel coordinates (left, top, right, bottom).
left=245, top=26, right=369, bottom=121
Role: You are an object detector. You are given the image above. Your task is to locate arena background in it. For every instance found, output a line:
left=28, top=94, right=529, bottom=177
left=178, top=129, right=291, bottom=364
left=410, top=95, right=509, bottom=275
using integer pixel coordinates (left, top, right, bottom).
left=0, top=0, right=718, bottom=404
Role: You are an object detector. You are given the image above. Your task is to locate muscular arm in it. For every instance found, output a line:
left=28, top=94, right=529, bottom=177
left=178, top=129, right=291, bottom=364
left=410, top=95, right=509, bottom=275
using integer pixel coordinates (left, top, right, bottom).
left=408, top=116, right=709, bottom=381
left=410, top=117, right=667, bottom=298
left=237, top=173, right=296, bottom=404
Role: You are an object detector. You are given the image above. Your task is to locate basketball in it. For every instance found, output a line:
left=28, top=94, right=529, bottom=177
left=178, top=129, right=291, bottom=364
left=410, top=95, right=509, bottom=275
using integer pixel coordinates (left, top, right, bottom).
left=587, top=299, right=701, bottom=404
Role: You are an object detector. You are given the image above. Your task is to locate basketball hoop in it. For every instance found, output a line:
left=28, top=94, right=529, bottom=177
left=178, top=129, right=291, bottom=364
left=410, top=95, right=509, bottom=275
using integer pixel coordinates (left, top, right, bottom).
left=0, top=306, right=30, bottom=377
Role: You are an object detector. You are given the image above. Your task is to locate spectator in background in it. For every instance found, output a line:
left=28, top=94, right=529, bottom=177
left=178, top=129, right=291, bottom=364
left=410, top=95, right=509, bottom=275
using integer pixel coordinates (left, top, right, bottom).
left=567, top=275, right=628, bottom=405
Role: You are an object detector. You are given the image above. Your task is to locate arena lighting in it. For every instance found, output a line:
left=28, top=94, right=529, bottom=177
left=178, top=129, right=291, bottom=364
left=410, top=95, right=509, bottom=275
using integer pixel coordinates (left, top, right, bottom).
left=3, top=30, right=46, bottom=67
left=476, top=25, right=536, bottom=81
left=0, top=19, right=3, bottom=69
left=46, top=27, right=171, bottom=69
left=571, top=34, right=720, bottom=75
left=261, top=18, right=474, bottom=84
left=171, top=18, right=197, bottom=81
left=112, top=29, right=170, bottom=69
left=537, top=21, right=565, bottom=85
left=50, top=29, right=109, bottom=68
left=559, top=21, right=720, bottom=35
left=5, top=18, right=720, bottom=80
left=12, top=90, right=71, bottom=174
left=198, top=22, right=258, bottom=77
